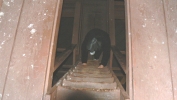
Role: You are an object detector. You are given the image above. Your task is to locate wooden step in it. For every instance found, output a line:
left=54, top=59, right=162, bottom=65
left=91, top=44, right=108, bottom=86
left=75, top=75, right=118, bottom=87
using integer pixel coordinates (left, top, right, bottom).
left=69, top=72, right=113, bottom=78
left=62, top=79, right=117, bottom=90
left=71, top=69, right=111, bottom=74
left=66, top=75, right=114, bottom=83
left=57, top=86, right=120, bottom=100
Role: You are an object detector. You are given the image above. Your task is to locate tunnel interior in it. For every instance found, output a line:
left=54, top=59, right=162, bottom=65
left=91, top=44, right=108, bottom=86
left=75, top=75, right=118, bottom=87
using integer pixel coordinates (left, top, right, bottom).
left=52, top=0, right=126, bottom=90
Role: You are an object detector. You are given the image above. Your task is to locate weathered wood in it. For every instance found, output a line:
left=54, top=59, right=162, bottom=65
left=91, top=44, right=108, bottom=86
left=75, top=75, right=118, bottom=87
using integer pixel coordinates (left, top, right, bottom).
left=130, top=0, right=174, bottom=100
left=112, top=46, right=126, bottom=74
left=45, top=85, right=58, bottom=100
left=124, top=0, right=132, bottom=98
left=108, top=0, right=116, bottom=45
left=0, top=0, right=24, bottom=98
left=72, top=48, right=76, bottom=64
left=1, top=0, right=62, bottom=100
left=163, top=0, right=177, bottom=99
left=50, top=88, right=57, bottom=100
left=72, top=0, right=81, bottom=44
left=54, top=50, right=72, bottom=71
left=54, top=45, right=76, bottom=71
left=109, top=50, right=113, bottom=68
left=111, top=70, right=129, bottom=100
left=44, top=0, right=63, bottom=95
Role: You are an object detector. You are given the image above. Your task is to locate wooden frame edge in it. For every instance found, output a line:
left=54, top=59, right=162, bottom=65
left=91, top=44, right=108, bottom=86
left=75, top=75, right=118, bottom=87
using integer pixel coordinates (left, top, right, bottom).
left=43, top=0, right=64, bottom=99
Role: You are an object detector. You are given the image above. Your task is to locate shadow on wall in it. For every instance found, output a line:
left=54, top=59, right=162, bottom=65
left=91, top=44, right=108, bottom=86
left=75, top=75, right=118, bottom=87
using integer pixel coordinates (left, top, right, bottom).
left=64, top=91, right=96, bottom=100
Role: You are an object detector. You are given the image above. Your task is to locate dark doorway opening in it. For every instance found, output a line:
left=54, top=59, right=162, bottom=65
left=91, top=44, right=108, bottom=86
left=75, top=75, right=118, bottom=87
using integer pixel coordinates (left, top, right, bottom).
left=52, top=0, right=127, bottom=91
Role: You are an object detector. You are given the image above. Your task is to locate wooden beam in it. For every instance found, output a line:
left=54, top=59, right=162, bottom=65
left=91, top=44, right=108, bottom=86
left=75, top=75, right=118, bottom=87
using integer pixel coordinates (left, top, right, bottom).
left=109, top=0, right=116, bottom=45
left=109, top=50, right=113, bottom=68
left=44, top=0, right=63, bottom=94
left=54, top=45, right=76, bottom=71
left=112, top=46, right=126, bottom=74
left=72, top=0, right=81, bottom=44
left=54, top=50, right=72, bottom=71
left=124, top=0, right=132, bottom=97
left=111, top=70, right=130, bottom=100
left=72, top=0, right=81, bottom=64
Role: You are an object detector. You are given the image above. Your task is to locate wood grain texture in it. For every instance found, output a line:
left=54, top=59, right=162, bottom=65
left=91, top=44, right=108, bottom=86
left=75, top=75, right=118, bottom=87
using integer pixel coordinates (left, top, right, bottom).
left=1, top=0, right=60, bottom=100
left=163, top=0, right=177, bottom=99
left=0, top=0, right=24, bottom=99
left=108, top=0, right=116, bottom=45
left=130, top=0, right=173, bottom=100
left=72, top=0, right=81, bottom=44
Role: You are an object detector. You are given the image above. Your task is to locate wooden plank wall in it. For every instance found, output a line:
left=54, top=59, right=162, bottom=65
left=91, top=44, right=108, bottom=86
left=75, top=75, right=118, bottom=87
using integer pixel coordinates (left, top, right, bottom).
left=163, top=0, right=177, bottom=99
left=128, top=0, right=176, bottom=99
left=0, top=0, right=63, bottom=100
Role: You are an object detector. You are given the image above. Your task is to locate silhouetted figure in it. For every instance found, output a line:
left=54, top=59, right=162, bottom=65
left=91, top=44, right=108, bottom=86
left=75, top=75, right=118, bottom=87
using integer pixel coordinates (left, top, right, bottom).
left=81, top=28, right=111, bottom=68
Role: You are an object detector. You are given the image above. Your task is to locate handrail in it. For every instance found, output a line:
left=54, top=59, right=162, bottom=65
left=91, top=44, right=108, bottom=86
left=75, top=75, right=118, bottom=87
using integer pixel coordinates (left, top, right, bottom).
left=111, top=70, right=130, bottom=100
left=111, top=46, right=126, bottom=74
left=54, top=44, right=76, bottom=71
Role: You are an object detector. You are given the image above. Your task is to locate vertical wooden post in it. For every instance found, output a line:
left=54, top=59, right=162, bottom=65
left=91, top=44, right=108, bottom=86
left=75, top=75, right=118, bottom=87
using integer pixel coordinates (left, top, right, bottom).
left=44, top=0, right=63, bottom=94
left=108, top=0, right=116, bottom=46
left=72, top=0, right=81, bottom=65
left=124, top=0, right=132, bottom=98
left=73, top=48, right=76, bottom=64
left=108, top=0, right=115, bottom=68
left=72, top=0, right=81, bottom=45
